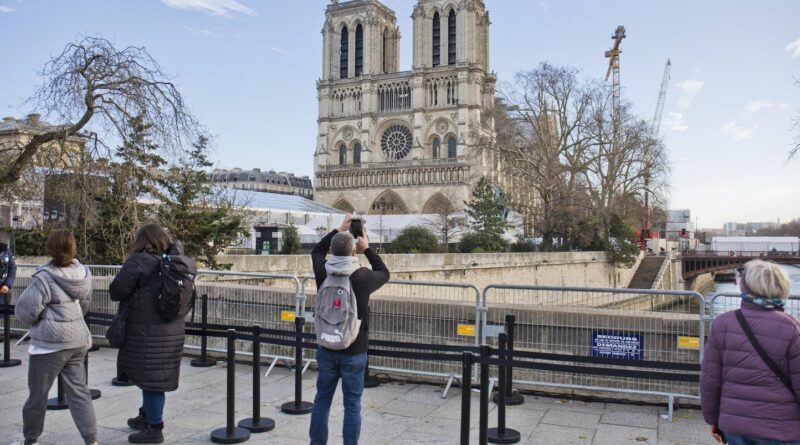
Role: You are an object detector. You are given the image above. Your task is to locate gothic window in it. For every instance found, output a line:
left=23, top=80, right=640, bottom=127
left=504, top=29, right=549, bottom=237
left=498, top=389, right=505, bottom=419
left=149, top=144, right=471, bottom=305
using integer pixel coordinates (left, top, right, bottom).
left=447, top=136, right=457, bottom=158
left=355, top=24, right=364, bottom=76
left=432, top=137, right=440, bottom=159
left=340, top=27, right=349, bottom=79
left=339, top=144, right=347, bottom=165
left=432, top=12, right=441, bottom=67
left=380, top=125, right=413, bottom=160
left=448, top=9, right=456, bottom=65
left=383, top=29, right=389, bottom=73
left=353, top=143, right=362, bottom=164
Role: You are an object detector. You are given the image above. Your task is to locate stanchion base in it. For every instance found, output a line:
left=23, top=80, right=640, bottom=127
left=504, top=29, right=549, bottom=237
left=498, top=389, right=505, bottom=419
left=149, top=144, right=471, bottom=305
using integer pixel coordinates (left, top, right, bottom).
left=47, top=397, right=69, bottom=410
left=191, top=357, right=217, bottom=368
left=280, top=401, right=313, bottom=415
left=487, top=428, right=521, bottom=444
left=493, top=390, right=524, bottom=406
left=210, top=426, right=250, bottom=444
left=0, top=359, right=22, bottom=368
left=90, top=389, right=102, bottom=400
left=88, top=345, right=100, bottom=352
left=364, top=375, right=380, bottom=389
left=111, top=377, right=135, bottom=387
left=238, top=417, right=275, bottom=433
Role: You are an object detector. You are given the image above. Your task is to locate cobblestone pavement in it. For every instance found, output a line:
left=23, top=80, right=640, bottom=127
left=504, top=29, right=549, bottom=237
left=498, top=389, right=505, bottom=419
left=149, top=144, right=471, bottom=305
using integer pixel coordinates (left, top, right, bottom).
left=0, top=343, right=713, bottom=445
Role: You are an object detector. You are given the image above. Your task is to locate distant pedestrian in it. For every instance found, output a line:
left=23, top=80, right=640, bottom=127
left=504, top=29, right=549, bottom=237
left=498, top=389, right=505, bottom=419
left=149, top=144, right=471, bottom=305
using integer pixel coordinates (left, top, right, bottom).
left=701, top=259, right=800, bottom=444
left=309, top=214, right=390, bottom=445
left=15, top=231, right=98, bottom=445
left=1, top=240, right=17, bottom=297
left=110, top=224, right=193, bottom=444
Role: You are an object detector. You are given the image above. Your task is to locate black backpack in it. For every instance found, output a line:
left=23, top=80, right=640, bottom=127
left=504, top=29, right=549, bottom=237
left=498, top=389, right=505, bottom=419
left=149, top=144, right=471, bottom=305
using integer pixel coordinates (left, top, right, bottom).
left=155, top=253, right=198, bottom=321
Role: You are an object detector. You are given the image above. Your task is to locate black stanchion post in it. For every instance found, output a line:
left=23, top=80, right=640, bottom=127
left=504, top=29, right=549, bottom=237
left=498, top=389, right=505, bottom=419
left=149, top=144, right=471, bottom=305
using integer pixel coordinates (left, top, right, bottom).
left=364, top=356, right=380, bottom=388
left=0, top=292, right=22, bottom=368
left=479, top=345, right=490, bottom=445
left=210, top=329, right=250, bottom=444
left=85, top=351, right=101, bottom=400
left=488, top=333, right=520, bottom=444
left=192, top=294, right=216, bottom=367
left=238, top=325, right=275, bottom=433
left=504, top=314, right=524, bottom=406
left=281, top=316, right=313, bottom=415
left=460, top=351, right=474, bottom=445
left=47, top=374, right=68, bottom=410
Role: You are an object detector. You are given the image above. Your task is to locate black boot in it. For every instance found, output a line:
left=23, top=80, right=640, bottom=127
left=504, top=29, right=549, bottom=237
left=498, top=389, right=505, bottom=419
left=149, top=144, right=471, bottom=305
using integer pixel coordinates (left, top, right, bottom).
left=127, top=407, right=147, bottom=431
left=128, top=423, right=164, bottom=444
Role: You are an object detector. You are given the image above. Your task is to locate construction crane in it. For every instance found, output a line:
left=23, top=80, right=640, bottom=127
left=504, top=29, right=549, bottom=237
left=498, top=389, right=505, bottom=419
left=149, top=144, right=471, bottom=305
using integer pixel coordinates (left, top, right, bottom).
left=642, top=59, right=672, bottom=247
left=604, top=25, right=626, bottom=121
left=651, top=59, right=672, bottom=135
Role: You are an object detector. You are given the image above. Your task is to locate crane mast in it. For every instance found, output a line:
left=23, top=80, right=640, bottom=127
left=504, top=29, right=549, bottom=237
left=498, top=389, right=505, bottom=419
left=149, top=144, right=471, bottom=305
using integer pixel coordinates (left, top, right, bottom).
left=605, top=25, right=626, bottom=123
left=651, top=59, right=672, bottom=135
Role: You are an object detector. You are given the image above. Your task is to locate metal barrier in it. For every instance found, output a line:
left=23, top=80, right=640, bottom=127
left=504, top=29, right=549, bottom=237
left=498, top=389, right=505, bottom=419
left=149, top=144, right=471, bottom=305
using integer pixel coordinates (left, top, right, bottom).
left=707, top=293, right=800, bottom=318
left=482, top=285, right=705, bottom=411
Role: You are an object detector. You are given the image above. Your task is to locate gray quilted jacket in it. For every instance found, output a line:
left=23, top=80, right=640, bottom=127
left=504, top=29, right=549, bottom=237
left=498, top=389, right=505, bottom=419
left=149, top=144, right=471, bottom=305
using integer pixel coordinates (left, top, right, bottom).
left=15, top=260, right=93, bottom=351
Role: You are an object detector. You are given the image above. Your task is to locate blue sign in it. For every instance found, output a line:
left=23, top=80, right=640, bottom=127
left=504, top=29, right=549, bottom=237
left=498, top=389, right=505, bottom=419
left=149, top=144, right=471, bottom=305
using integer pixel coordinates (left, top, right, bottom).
left=591, top=331, right=643, bottom=360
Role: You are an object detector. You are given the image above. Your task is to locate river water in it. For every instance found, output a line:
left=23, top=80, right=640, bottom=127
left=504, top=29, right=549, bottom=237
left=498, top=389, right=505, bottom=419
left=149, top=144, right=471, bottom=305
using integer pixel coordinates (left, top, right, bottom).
left=706, top=264, right=800, bottom=317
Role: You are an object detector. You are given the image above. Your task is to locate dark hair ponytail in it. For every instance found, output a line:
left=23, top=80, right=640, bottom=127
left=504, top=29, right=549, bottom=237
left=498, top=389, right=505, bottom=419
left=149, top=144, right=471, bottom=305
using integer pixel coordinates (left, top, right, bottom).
left=46, top=231, right=77, bottom=268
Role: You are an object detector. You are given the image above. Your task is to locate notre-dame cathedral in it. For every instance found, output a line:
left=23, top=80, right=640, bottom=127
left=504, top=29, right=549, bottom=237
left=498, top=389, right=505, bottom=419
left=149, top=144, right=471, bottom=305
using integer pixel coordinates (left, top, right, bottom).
left=314, top=0, right=507, bottom=216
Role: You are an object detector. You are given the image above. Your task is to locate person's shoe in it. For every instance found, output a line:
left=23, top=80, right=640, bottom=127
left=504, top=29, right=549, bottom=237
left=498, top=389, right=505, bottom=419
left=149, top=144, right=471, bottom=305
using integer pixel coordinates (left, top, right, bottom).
left=128, top=423, right=164, bottom=444
left=127, top=407, right=147, bottom=431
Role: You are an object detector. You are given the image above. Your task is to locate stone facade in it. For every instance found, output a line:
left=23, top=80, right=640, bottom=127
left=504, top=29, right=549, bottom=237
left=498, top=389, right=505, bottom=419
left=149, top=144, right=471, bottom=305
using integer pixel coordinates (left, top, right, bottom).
left=314, top=0, right=498, bottom=215
left=210, top=168, right=314, bottom=198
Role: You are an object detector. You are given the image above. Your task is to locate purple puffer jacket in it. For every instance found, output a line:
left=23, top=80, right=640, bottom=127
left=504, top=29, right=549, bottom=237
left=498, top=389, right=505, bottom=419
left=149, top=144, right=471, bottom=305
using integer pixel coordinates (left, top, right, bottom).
left=701, top=301, right=800, bottom=441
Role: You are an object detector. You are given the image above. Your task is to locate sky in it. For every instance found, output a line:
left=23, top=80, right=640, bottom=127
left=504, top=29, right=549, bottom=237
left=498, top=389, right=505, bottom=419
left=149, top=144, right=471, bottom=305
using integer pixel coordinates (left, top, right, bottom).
left=1, top=0, right=799, bottom=229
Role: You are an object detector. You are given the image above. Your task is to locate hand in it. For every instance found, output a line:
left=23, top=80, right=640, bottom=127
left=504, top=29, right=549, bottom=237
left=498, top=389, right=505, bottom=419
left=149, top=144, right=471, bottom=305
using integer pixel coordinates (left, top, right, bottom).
left=710, top=425, right=723, bottom=444
left=0, top=285, right=8, bottom=294
left=338, top=213, right=353, bottom=233
left=356, top=234, right=369, bottom=254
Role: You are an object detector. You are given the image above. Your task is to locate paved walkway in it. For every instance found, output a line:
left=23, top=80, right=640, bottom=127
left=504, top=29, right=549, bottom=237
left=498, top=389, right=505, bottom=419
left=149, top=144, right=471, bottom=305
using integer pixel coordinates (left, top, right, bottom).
left=0, top=343, right=714, bottom=445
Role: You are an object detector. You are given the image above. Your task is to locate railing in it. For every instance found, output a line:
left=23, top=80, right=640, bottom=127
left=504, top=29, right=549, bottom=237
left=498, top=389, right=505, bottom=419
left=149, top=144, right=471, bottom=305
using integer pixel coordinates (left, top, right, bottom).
left=321, top=156, right=465, bottom=172
left=685, top=250, right=800, bottom=257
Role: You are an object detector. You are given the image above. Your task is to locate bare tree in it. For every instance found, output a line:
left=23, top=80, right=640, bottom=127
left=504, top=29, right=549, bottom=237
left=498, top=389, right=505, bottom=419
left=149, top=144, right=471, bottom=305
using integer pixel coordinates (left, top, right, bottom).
left=421, top=191, right=464, bottom=252
left=0, top=36, right=198, bottom=186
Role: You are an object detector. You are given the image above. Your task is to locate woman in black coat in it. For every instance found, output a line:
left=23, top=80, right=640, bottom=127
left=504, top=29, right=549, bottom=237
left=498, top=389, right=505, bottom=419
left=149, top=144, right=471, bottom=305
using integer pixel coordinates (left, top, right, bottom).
left=110, top=224, right=185, bottom=444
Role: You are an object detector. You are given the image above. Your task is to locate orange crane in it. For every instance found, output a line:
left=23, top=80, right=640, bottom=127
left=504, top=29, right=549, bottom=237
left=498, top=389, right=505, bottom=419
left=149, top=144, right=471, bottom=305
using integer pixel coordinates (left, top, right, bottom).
left=604, top=25, right=626, bottom=122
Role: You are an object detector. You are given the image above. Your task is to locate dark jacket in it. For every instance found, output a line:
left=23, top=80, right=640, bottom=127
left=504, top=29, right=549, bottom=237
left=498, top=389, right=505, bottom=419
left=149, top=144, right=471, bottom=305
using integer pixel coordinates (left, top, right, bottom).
left=312, top=229, right=390, bottom=355
left=1, top=243, right=16, bottom=288
left=109, top=243, right=186, bottom=392
left=701, top=301, right=800, bottom=441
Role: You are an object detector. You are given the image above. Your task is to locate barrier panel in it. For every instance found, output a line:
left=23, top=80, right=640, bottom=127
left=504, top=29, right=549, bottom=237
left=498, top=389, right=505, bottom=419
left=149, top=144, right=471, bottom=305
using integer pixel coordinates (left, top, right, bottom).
left=483, top=285, right=705, bottom=406
left=708, top=293, right=800, bottom=318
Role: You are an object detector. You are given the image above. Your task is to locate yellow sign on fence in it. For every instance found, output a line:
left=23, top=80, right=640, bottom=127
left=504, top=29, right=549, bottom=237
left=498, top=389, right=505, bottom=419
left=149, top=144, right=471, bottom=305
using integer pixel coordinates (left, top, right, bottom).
left=457, top=324, right=476, bottom=336
left=677, top=336, right=700, bottom=350
left=281, top=311, right=296, bottom=322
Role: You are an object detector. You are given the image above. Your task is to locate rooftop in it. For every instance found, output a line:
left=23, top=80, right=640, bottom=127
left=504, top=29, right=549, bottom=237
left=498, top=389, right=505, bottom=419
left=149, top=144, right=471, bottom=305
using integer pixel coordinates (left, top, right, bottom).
left=231, top=189, right=343, bottom=214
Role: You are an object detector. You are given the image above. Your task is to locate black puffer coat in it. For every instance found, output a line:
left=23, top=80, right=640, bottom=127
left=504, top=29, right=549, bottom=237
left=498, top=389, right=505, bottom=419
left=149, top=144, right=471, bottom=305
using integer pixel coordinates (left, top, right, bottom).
left=110, top=244, right=186, bottom=392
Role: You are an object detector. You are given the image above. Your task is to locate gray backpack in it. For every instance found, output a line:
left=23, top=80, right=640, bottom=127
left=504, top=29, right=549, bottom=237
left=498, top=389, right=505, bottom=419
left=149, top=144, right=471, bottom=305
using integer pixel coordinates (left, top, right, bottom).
left=315, top=274, right=361, bottom=350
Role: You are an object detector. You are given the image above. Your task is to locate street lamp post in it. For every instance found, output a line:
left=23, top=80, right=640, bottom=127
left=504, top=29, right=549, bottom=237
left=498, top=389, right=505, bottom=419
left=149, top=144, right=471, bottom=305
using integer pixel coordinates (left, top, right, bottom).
left=378, top=198, right=387, bottom=253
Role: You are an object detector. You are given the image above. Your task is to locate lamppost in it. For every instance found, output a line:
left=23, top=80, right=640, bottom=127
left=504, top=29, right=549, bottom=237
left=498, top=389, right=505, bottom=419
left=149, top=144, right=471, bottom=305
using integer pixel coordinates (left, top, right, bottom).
left=377, top=198, right=387, bottom=253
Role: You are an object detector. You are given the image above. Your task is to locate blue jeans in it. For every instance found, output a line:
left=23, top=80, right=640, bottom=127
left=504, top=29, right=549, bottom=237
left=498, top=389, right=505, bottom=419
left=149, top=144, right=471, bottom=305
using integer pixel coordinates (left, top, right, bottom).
left=142, top=389, right=165, bottom=425
left=727, top=433, right=800, bottom=445
left=309, top=348, right=368, bottom=445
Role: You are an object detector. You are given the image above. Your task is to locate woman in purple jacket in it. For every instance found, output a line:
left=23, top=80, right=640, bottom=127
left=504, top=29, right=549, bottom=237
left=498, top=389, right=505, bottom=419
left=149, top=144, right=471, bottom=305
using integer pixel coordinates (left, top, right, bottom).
left=701, top=260, right=800, bottom=444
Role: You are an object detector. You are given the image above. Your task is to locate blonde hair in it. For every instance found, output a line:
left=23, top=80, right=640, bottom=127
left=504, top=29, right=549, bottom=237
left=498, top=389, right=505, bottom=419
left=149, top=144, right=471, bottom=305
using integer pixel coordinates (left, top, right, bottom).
left=741, top=260, right=791, bottom=299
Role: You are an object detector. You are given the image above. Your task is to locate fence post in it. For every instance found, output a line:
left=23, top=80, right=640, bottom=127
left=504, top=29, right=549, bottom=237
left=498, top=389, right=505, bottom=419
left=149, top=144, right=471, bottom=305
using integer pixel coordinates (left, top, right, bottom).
left=210, top=329, right=250, bottom=444
left=488, top=333, right=520, bottom=444
left=460, top=351, right=474, bottom=445
left=280, top=316, right=313, bottom=415
left=238, top=325, right=275, bottom=433
left=0, top=292, right=21, bottom=368
left=364, top=355, right=380, bottom=388
left=47, top=374, right=68, bottom=410
left=502, top=314, right=523, bottom=406
left=191, top=294, right=216, bottom=367
left=479, top=345, right=490, bottom=445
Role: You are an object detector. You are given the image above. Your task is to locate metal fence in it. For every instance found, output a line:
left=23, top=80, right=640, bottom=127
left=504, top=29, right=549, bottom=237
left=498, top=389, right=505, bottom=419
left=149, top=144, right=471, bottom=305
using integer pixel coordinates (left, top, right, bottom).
left=707, top=293, right=800, bottom=318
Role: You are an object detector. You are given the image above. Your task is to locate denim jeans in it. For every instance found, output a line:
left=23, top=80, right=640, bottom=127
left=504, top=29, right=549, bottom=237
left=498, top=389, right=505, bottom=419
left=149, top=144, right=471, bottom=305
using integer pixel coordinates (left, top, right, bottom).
left=142, top=389, right=165, bottom=425
left=309, top=348, right=368, bottom=445
left=726, top=433, right=800, bottom=445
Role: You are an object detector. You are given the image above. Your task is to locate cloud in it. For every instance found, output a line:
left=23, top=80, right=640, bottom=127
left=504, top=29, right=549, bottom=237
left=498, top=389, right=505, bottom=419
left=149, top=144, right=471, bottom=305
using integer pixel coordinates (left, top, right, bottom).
left=184, top=26, right=219, bottom=38
left=720, top=120, right=754, bottom=141
left=538, top=1, right=549, bottom=14
left=662, top=112, right=688, bottom=132
left=745, top=100, right=791, bottom=112
left=786, top=38, right=800, bottom=59
left=675, top=79, right=703, bottom=109
left=0, top=5, right=16, bottom=12
left=269, top=46, right=293, bottom=56
left=161, top=0, right=255, bottom=18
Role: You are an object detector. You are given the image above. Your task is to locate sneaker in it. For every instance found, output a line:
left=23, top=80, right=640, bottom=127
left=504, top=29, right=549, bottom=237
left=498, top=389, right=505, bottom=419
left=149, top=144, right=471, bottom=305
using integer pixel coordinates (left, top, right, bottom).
left=128, top=423, right=164, bottom=444
left=127, top=407, right=147, bottom=431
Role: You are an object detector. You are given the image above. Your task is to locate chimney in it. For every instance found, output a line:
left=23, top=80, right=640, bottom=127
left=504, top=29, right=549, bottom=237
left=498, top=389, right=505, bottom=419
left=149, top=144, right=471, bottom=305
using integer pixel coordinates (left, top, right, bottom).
left=26, top=113, right=41, bottom=125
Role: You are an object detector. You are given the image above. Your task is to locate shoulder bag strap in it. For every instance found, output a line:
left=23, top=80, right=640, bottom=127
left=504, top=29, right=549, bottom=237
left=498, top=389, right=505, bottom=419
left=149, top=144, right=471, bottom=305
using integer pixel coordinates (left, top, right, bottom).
left=735, top=309, right=795, bottom=394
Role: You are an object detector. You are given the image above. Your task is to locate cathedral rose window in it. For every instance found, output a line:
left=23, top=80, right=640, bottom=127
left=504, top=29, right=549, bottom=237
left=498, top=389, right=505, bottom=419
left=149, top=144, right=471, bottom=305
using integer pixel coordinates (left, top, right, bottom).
left=381, top=125, right=413, bottom=160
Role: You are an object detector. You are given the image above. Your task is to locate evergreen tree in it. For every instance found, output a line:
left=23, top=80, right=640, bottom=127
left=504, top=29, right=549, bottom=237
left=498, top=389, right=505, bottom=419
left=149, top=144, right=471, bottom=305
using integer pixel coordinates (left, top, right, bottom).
left=388, top=226, right=439, bottom=253
left=280, top=225, right=301, bottom=254
left=464, top=177, right=507, bottom=238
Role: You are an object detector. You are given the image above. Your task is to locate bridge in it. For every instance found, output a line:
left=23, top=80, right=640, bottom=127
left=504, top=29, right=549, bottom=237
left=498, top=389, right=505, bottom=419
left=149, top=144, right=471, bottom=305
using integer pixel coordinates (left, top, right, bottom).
left=681, top=251, right=800, bottom=279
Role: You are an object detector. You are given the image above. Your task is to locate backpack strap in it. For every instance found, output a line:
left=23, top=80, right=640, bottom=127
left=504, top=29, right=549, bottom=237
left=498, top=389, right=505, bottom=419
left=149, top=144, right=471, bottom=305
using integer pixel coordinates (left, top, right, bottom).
left=734, top=309, right=795, bottom=395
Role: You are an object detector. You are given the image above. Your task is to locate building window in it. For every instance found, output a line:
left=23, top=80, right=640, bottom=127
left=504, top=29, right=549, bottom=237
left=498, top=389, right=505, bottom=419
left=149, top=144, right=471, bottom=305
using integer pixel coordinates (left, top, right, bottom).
left=339, top=144, right=347, bottom=165
left=447, top=136, right=457, bottom=158
left=432, top=12, right=441, bottom=67
left=353, top=143, right=362, bottom=164
left=432, top=137, right=440, bottom=159
left=448, top=10, right=456, bottom=65
left=340, top=27, right=349, bottom=79
left=355, top=24, right=363, bottom=76
left=382, top=30, right=389, bottom=73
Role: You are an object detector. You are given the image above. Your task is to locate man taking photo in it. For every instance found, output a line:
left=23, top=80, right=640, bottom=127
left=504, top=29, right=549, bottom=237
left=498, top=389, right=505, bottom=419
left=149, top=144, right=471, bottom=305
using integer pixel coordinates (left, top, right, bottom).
left=309, top=214, right=390, bottom=445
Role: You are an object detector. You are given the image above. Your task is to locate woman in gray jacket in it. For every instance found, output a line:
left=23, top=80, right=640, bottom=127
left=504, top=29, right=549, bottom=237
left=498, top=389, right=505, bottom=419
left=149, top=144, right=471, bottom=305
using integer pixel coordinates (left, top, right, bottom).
left=15, top=231, right=98, bottom=445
